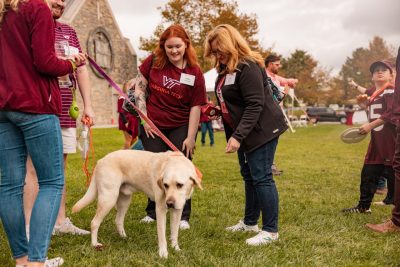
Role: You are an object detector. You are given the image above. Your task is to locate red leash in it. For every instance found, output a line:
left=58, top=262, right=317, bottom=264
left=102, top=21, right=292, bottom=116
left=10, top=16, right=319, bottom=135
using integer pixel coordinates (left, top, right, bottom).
left=87, top=56, right=203, bottom=180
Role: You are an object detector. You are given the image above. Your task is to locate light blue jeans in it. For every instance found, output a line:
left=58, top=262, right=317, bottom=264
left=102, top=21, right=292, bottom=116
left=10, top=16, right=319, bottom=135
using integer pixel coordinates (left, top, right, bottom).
left=0, top=111, right=64, bottom=262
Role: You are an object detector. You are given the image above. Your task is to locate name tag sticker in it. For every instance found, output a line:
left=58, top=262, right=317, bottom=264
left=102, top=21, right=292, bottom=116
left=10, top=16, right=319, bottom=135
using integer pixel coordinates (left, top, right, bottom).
left=225, top=73, right=236, bottom=85
left=180, top=73, right=195, bottom=86
left=63, top=45, right=79, bottom=57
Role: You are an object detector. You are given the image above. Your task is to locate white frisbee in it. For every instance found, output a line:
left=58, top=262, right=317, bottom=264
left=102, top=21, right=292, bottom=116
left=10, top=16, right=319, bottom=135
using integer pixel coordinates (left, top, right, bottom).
left=340, top=127, right=367, bottom=144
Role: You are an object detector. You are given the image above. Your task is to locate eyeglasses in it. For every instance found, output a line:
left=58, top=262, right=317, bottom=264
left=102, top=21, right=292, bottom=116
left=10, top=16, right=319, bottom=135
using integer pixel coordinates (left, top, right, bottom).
left=211, top=49, right=225, bottom=57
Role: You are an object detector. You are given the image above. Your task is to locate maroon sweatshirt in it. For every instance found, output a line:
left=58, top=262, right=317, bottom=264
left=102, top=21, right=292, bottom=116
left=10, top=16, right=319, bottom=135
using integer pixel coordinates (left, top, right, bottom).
left=0, top=0, right=73, bottom=115
left=392, top=47, right=400, bottom=124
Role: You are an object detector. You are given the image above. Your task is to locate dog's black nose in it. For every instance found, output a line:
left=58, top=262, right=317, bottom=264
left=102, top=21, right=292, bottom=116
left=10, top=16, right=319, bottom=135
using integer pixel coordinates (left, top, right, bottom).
left=167, top=203, right=174, bottom=209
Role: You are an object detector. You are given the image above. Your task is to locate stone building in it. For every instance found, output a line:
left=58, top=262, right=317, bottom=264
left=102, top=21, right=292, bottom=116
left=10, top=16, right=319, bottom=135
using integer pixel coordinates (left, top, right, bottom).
left=60, top=0, right=137, bottom=125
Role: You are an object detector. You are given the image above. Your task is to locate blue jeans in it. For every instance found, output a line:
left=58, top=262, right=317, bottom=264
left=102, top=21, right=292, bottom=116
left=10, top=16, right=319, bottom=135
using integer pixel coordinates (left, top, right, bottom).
left=201, top=121, right=214, bottom=145
left=0, top=111, right=64, bottom=262
left=237, top=138, right=279, bottom=232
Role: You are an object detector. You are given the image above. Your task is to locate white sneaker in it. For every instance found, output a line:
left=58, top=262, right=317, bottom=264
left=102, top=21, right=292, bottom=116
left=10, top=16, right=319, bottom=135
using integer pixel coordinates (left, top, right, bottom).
left=179, top=220, right=190, bottom=230
left=226, top=220, right=259, bottom=232
left=45, top=257, right=64, bottom=267
left=140, top=215, right=155, bottom=223
left=245, top=231, right=279, bottom=246
left=53, top=218, right=90, bottom=235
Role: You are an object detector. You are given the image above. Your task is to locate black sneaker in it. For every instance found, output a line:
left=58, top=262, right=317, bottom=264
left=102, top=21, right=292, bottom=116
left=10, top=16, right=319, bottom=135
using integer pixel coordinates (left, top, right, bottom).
left=342, top=206, right=371, bottom=213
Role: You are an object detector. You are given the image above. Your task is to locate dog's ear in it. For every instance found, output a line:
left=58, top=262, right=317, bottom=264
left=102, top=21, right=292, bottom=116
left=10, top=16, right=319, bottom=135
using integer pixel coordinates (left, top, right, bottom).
left=157, top=176, right=165, bottom=191
left=190, top=176, right=203, bottom=190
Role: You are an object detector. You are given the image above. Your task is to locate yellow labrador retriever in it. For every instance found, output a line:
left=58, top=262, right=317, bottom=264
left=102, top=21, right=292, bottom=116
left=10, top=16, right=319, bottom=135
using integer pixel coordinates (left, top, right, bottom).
left=72, top=150, right=202, bottom=258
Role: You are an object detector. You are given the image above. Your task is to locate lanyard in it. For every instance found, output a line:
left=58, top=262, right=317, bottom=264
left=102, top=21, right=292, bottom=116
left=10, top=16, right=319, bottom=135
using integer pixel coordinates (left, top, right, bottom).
left=215, top=75, right=235, bottom=129
left=369, top=82, right=390, bottom=103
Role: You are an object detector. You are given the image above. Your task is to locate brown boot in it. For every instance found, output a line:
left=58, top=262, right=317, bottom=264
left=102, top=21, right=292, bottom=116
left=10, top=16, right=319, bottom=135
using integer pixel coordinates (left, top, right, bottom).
left=365, top=219, right=400, bottom=233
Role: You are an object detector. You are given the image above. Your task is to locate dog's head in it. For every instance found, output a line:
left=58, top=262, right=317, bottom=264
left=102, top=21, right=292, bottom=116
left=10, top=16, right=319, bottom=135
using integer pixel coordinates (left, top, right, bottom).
left=157, top=152, right=202, bottom=210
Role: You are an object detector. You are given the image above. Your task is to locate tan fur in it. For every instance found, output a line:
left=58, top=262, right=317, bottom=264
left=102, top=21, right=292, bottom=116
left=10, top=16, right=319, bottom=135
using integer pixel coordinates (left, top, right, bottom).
left=72, top=150, right=202, bottom=258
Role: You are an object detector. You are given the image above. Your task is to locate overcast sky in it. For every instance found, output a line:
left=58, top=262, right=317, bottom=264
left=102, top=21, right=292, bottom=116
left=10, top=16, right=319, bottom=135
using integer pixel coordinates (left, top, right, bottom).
left=108, top=0, right=400, bottom=73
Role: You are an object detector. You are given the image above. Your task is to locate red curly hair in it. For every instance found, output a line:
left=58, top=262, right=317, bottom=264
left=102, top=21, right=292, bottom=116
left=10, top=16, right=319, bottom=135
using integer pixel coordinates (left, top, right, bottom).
left=153, top=24, right=199, bottom=69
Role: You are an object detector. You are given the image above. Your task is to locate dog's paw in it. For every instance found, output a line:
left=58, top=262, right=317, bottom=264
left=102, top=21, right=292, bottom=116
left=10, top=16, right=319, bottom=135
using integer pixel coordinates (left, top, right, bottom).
left=172, top=243, right=181, bottom=251
left=93, top=243, right=104, bottom=251
left=159, top=249, right=168, bottom=258
left=118, top=229, right=127, bottom=238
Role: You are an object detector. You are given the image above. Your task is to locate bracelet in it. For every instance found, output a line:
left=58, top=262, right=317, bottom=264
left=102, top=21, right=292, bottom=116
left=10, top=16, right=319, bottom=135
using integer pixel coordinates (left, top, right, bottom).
left=68, top=59, right=77, bottom=72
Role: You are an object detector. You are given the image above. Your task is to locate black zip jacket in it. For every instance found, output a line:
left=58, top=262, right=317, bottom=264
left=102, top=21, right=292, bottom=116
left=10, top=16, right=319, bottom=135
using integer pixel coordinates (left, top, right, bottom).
left=215, top=59, right=288, bottom=153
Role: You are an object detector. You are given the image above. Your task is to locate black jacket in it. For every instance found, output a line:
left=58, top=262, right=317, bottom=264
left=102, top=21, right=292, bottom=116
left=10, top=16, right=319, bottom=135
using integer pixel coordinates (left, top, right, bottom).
left=215, top=60, right=288, bottom=153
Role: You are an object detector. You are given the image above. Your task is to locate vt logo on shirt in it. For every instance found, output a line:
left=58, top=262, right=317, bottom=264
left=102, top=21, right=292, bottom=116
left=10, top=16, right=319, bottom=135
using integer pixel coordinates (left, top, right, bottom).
left=163, top=76, right=180, bottom=89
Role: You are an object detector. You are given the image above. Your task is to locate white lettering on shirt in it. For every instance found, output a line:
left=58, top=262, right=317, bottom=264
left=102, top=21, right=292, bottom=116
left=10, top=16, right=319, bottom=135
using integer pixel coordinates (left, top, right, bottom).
left=163, top=76, right=181, bottom=89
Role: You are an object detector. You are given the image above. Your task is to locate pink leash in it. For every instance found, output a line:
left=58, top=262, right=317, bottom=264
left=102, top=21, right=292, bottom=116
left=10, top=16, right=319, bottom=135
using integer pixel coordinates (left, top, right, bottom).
left=87, top=56, right=203, bottom=180
left=87, top=56, right=179, bottom=152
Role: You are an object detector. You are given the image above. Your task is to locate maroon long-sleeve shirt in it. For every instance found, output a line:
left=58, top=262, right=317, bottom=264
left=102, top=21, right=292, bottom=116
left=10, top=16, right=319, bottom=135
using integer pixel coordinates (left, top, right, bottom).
left=392, top=47, right=400, bottom=124
left=0, top=0, right=73, bottom=115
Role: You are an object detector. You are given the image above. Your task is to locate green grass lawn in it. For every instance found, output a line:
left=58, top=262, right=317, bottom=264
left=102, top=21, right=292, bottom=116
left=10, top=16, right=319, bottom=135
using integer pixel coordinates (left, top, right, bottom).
left=1, top=125, right=400, bottom=266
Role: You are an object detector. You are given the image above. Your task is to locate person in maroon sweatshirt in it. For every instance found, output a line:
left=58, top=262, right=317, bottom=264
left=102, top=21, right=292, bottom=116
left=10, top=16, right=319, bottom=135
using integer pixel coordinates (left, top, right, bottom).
left=366, top=47, right=400, bottom=233
left=0, top=0, right=85, bottom=266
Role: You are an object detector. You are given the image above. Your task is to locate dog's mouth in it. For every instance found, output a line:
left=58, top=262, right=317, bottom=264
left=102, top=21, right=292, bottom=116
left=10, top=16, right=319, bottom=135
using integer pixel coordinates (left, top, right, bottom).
left=167, top=203, right=175, bottom=209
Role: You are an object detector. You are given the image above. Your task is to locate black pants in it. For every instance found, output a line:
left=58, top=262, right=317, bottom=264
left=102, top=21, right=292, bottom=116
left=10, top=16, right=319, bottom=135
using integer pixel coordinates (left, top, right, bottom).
left=140, top=124, right=192, bottom=221
left=358, top=164, right=394, bottom=209
left=145, top=198, right=191, bottom=221
left=391, top=125, right=400, bottom=226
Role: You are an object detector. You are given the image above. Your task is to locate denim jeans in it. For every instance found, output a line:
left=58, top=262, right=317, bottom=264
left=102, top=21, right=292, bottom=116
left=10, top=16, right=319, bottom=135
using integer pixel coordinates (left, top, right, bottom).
left=201, top=121, right=214, bottom=145
left=238, top=138, right=279, bottom=232
left=0, top=111, right=64, bottom=262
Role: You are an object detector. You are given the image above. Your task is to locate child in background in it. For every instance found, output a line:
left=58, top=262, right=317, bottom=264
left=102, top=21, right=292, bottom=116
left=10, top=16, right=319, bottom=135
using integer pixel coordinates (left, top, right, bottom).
left=118, top=79, right=139, bottom=149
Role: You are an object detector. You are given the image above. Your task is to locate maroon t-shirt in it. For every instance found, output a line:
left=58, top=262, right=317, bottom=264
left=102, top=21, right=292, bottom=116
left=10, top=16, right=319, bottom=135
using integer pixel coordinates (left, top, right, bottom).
left=139, top=55, right=206, bottom=129
left=365, top=87, right=375, bottom=96
left=364, top=85, right=396, bottom=165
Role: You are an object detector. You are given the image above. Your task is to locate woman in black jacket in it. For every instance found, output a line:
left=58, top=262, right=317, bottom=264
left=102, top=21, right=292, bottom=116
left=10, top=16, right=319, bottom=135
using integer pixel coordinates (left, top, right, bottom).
left=204, top=24, right=288, bottom=245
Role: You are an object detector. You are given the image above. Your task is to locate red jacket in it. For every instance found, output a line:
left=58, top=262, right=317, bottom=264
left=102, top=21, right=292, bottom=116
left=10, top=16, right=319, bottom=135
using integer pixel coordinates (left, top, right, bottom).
left=0, top=0, right=73, bottom=115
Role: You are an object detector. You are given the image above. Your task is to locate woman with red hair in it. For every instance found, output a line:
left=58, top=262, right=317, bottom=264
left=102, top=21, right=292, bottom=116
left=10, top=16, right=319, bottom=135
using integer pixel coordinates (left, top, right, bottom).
left=134, top=24, right=206, bottom=229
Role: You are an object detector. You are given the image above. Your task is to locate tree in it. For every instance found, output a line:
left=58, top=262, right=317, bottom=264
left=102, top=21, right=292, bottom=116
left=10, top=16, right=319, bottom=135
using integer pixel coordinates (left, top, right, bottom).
left=280, top=50, right=326, bottom=105
left=339, top=36, right=395, bottom=100
left=139, top=0, right=266, bottom=71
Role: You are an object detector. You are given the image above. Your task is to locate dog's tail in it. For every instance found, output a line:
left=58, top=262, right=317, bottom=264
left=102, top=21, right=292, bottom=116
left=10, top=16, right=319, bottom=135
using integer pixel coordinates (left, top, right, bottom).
left=72, top=174, right=97, bottom=213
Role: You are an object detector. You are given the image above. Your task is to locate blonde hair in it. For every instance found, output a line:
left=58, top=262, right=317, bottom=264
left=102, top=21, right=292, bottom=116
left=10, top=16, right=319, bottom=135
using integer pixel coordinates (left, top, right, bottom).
left=0, top=0, right=20, bottom=24
left=204, top=24, right=264, bottom=74
left=0, top=0, right=50, bottom=24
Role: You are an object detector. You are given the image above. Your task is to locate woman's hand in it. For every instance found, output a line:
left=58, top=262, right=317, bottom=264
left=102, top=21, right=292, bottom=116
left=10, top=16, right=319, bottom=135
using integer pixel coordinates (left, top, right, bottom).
left=226, top=137, right=240, bottom=153
left=182, top=137, right=196, bottom=158
left=143, top=120, right=157, bottom=139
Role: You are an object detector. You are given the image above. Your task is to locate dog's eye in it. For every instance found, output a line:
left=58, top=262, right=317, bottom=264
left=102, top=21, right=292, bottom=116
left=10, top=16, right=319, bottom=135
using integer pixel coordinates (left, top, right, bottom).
left=176, top=183, right=183, bottom=189
left=164, top=183, right=169, bottom=189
